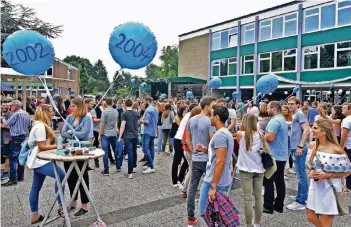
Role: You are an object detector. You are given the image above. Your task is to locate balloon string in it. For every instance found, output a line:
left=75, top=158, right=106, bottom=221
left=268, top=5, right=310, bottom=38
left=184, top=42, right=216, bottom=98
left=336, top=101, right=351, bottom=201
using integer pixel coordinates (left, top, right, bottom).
left=39, top=76, right=81, bottom=147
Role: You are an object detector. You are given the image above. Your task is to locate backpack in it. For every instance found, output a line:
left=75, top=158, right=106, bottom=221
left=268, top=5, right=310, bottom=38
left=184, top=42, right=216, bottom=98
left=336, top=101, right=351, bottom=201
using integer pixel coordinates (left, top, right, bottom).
left=18, top=122, right=40, bottom=166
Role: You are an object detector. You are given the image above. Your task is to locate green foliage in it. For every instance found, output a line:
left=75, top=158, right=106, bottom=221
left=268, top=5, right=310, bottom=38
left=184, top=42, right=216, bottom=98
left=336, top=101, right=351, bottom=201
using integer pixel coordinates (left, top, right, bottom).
left=145, top=45, right=178, bottom=79
left=79, top=66, right=89, bottom=95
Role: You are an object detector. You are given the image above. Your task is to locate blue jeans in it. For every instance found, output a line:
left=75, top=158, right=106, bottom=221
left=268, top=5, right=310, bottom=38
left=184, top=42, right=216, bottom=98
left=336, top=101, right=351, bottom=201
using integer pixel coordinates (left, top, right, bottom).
left=188, top=161, right=207, bottom=220
left=291, top=148, right=308, bottom=205
left=142, top=134, right=155, bottom=169
left=157, top=126, right=163, bottom=152
left=9, top=135, right=26, bottom=182
left=198, top=181, right=229, bottom=216
left=101, top=135, right=119, bottom=172
left=125, top=138, right=138, bottom=174
left=29, top=162, right=65, bottom=214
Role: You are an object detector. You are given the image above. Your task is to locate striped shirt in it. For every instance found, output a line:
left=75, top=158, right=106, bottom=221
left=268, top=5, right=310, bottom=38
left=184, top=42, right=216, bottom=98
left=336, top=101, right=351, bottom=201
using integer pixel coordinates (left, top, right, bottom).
left=100, top=107, right=118, bottom=137
left=3, top=109, right=31, bottom=136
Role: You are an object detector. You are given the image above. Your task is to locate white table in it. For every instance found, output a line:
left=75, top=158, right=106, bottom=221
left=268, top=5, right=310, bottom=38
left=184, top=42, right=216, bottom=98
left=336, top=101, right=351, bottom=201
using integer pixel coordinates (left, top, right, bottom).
left=37, top=148, right=104, bottom=227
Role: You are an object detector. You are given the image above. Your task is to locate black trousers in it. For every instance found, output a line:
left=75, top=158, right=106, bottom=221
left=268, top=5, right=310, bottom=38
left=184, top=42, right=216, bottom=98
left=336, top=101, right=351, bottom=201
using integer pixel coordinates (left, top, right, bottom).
left=263, top=160, right=286, bottom=211
left=93, top=131, right=114, bottom=164
left=64, top=161, right=90, bottom=204
left=345, top=149, right=351, bottom=190
left=171, top=138, right=188, bottom=184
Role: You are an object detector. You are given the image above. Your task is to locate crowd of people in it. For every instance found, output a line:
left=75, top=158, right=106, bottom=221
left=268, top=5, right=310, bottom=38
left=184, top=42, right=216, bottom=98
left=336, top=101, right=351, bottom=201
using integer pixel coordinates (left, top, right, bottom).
left=1, top=93, right=351, bottom=227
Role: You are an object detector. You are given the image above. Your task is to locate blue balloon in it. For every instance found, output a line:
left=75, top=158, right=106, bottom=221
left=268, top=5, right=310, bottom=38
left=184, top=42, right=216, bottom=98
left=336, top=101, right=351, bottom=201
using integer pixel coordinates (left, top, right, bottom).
left=109, top=22, right=158, bottom=70
left=311, top=89, right=316, bottom=95
left=2, top=30, right=55, bottom=75
left=53, top=88, right=58, bottom=93
left=330, top=83, right=334, bottom=89
left=256, top=75, right=278, bottom=95
left=160, top=93, right=167, bottom=99
left=232, top=91, right=240, bottom=99
left=130, top=78, right=136, bottom=87
left=293, top=86, right=300, bottom=94
left=123, top=93, right=127, bottom=97
left=186, top=91, right=193, bottom=98
left=140, top=82, right=148, bottom=92
left=225, top=97, right=230, bottom=102
left=209, top=77, right=222, bottom=89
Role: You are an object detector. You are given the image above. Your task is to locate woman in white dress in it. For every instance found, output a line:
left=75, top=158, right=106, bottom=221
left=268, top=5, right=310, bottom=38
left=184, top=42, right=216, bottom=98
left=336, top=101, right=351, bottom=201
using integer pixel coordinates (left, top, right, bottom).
left=307, top=119, right=351, bottom=227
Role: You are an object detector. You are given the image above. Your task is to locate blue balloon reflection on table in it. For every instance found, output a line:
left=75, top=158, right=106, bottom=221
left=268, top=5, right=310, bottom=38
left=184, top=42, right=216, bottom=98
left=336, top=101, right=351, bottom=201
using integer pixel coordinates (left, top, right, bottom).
left=209, top=77, right=222, bottom=89
left=2, top=30, right=55, bottom=75
left=109, top=22, right=158, bottom=70
left=256, top=75, right=279, bottom=95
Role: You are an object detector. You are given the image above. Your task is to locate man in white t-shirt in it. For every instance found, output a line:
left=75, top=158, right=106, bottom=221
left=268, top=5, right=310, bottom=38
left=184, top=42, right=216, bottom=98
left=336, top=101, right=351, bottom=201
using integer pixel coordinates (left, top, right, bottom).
left=341, top=103, right=351, bottom=190
left=217, top=99, right=236, bottom=132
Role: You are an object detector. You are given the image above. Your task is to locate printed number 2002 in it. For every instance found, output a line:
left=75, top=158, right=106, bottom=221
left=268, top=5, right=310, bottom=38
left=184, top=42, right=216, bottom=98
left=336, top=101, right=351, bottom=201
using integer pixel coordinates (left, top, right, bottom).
left=5, top=43, right=49, bottom=66
left=115, top=33, right=152, bottom=62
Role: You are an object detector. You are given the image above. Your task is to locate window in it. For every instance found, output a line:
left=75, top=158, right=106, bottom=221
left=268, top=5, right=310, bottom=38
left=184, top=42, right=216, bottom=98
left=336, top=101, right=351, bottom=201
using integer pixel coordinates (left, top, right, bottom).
left=321, top=4, right=336, bottom=29
left=320, top=44, right=335, bottom=68
left=259, top=53, right=270, bottom=73
left=304, top=46, right=319, bottom=69
left=67, top=68, right=72, bottom=80
left=284, top=14, right=297, bottom=36
left=304, top=8, right=319, bottom=32
left=47, top=67, right=53, bottom=76
left=221, top=31, right=229, bottom=49
left=212, top=32, right=221, bottom=50
left=338, top=1, right=351, bottom=26
left=272, top=17, right=284, bottom=39
left=337, top=41, right=351, bottom=67
left=212, top=60, right=220, bottom=76
left=272, top=52, right=283, bottom=72
left=242, top=23, right=255, bottom=45
left=229, top=28, right=238, bottom=47
left=242, top=55, right=254, bottom=74
left=228, top=57, right=237, bottom=75
left=284, top=49, right=296, bottom=71
left=260, top=20, right=271, bottom=41
left=220, top=59, right=228, bottom=76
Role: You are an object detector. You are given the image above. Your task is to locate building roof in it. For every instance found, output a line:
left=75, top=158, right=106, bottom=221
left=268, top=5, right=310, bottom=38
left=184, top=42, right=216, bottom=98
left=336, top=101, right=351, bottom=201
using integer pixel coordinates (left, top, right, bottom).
left=143, top=76, right=207, bottom=84
left=179, top=0, right=299, bottom=37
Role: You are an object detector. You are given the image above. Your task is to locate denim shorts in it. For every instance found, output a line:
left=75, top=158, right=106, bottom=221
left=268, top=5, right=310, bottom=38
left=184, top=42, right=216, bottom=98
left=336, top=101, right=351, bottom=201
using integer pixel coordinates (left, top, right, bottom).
left=1, top=143, right=10, bottom=158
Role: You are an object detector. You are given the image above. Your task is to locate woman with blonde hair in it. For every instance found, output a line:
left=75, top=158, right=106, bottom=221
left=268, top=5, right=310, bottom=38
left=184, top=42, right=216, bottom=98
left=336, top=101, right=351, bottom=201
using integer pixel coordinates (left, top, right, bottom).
left=61, top=97, right=92, bottom=216
left=236, top=113, right=266, bottom=227
left=27, top=104, right=66, bottom=224
left=306, top=119, right=350, bottom=227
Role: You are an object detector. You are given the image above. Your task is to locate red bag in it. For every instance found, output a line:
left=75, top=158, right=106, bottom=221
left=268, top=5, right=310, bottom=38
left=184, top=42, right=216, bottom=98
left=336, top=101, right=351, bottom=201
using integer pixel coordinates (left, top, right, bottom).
left=182, top=123, right=190, bottom=152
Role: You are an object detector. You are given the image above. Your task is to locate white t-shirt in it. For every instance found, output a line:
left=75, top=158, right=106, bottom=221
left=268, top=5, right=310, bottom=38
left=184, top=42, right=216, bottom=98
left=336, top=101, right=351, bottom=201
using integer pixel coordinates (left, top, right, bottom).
left=226, top=109, right=237, bottom=129
left=26, top=121, right=50, bottom=169
left=174, top=112, right=190, bottom=140
left=342, top=116, right=351, bottom=149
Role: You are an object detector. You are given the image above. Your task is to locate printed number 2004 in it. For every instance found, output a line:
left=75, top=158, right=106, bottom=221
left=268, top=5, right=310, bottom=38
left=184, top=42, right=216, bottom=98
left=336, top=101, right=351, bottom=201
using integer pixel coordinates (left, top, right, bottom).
left=115, top=33, right=152, bottom=62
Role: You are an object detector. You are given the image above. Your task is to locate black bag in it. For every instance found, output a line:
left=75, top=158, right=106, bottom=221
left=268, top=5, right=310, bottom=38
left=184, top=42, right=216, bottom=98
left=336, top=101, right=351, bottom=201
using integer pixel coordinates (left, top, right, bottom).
left=260, top=150, right=274, bottom=169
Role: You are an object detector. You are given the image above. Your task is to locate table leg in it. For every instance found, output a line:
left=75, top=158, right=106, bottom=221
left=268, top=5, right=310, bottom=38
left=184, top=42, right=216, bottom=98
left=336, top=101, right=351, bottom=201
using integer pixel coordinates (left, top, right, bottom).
left=41, top=162, right=75, bottom=226
left=74, top=160, right=102, bottom=221
left=52, top=161, right=71, bottom=227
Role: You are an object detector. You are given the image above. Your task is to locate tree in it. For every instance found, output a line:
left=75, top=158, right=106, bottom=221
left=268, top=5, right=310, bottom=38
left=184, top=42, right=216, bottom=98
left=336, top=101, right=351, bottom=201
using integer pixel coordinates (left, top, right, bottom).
left=1, top=0, right=63, bottom=67
left=63, top=55, right=94, bottom=77
left=145, top=63, right=161, bottom=79
left=92, top=59, right=110, bottom=92
left=79, top=66, right=89, bottom=95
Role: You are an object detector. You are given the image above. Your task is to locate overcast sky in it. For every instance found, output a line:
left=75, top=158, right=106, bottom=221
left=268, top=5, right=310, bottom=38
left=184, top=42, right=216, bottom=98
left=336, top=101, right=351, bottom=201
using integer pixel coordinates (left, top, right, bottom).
left=11, top=0, right=292, bottom=80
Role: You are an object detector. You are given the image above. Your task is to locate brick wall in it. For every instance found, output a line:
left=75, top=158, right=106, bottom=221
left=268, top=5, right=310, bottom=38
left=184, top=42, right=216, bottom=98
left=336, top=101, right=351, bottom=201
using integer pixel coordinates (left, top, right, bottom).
left=178, top=34, right=209, bottom=80
left=52, top=60, right=79, bottom=96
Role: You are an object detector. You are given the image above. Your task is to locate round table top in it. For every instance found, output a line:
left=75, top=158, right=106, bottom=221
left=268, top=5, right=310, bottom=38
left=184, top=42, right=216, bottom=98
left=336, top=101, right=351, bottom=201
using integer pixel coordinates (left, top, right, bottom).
left=37, top=148, right=104, bottom=162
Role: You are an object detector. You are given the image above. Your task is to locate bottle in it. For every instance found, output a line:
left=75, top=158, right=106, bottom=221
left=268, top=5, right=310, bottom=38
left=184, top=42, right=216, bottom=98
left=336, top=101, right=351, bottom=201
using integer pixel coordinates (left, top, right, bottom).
left=57, top=136, right=63, bottom=150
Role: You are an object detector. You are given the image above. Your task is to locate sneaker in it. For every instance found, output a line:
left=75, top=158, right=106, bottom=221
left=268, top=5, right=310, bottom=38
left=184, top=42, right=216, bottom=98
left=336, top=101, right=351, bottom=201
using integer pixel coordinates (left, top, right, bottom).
left=288, top=168, right=296, bottom=174
left=262, top=188, right=265, bottom=196
left=132, top=168, right=137, bottom=173
left=178, top=183, right=184, bottom=190
left=252, top=220, right=261, bottom=227
left=187, top=217, right=198, bottom=227
left=286, top=202, right=306, bottom=211
left=173, top=184, right=179, bottom=188
left=143, top=166, right=149, bottom=170
left=110, top=159, right=116, bottom=164
left=101, top=171, right=109, bottom=176
left=128, top=174, right=133, bottom=179
left=116, top=168, right=122, bottom=172
left=1, top=172, right=9, bottom=180
left=142, top=168, right=155, bottom=174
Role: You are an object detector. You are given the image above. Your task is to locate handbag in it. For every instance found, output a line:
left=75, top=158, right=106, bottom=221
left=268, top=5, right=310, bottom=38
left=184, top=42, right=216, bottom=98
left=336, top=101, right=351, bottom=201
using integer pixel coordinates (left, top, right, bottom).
left=327, top=179, right=349, bottom=216
left=258, top=133, right=277, bottom=179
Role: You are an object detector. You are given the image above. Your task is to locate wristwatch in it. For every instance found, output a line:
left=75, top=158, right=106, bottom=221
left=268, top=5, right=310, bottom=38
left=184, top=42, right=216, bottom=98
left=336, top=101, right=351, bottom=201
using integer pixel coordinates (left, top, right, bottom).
left=298, top=145, right=303, bottom=149
left=210, top=184, right=216, bottom=190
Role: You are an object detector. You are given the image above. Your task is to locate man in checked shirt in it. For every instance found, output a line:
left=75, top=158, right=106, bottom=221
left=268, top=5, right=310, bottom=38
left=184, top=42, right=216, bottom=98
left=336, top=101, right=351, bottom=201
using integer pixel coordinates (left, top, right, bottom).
left=1, top=100, right=31, bottom=186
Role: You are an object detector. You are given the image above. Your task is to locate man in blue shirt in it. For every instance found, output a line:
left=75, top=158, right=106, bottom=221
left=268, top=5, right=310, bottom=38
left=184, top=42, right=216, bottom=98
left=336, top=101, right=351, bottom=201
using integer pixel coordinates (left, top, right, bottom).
left=308, top=101, right=318, bottom=126
left=140, top=96, right=158, bottom=174
left=264, top=101, right=289, bottom=214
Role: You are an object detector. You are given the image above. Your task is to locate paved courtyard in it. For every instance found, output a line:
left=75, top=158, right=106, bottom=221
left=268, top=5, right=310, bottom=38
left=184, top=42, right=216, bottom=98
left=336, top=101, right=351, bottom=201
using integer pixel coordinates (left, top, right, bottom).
left=1, top=147, right=351, bottom=227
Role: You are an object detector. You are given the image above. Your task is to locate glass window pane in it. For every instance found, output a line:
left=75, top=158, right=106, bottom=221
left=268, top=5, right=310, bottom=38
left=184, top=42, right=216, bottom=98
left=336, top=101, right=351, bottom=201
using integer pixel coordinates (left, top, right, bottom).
left=260, top=59, right=270, bottom=73
left=285, top=13, right=297, bottom=21
left=272, top=17, right=283, bottom=38
left=229, top=63, right=237, bottom=75
left=260, top=26, right=271, bottom=41
left=285, top=20, right=297, bottom=36
left=229, top=34, right=237, bottom=47
left=212, top=38, right=221, bottom=50
left=320, top=44, right=335, bottom=68
left=212, top=32, right=220, bottom=38
left=244, top=62, right=254, bottom=74
left=338, top=7, right=351, bottom=26
left=304, top=54, right=318, bottom=69
left=261, top=20, right=271, bottom=26
left=305, top=15, right=319, bottom=32
left=306, top=8, right=319, bottom=16
left=245, top=30, right=255, bottom=44
left=260, top=53, right=270, bottom=58
left=304, top=46, right=318, bottom=53
left=212, top=65, right=220, bottom=76
left=246, top=55, right=254, bottom=60
left=229, top=28, right=238, bottom=34
left=220, top=59, right=228, bottom=76
left=284, top=49, right=296, bottom=56
left=337, top=50, right=351, bottom=67
left=284, top=56, right=296, bottom=71
left=321, top=4, right=336, bottom=29
left=221, top=31, right=229, bottom=49
left=339, top=1, right=351, bottom=8
left=272, top=52, right=283, bottom=72
left=246, top=24, right=255, bottom=30
left=337, top=41, right=351, bottom=49
left=229, top=57, right=237, bottom=63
